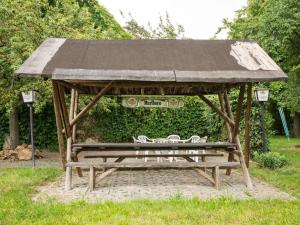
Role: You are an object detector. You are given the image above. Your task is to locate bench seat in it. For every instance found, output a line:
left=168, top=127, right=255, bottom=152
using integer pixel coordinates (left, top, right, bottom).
left=66, top=161, right=240, bottom=191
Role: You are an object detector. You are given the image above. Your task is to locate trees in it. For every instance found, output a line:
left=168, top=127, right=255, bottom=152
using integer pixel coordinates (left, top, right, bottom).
left=217, top=0, right=300, bottom=136
left=0, top=0, right=130, bottom=148
left=122, top=12, right=185, bottom=39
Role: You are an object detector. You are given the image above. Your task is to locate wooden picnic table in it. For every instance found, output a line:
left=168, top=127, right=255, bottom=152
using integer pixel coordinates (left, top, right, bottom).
left=73, top=142, right=237, bottom=152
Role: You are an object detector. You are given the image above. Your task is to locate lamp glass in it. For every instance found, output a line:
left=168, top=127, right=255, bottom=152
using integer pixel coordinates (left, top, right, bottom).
left=254, top=89, right=269, bottom=102
left=21, top=90, right=36, bottom=103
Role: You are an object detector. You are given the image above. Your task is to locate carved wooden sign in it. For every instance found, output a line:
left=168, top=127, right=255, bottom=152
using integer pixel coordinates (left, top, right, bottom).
left=122, top=96, right=184, bottom=108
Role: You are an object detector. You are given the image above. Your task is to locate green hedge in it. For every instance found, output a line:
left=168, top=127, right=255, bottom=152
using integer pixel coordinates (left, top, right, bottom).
left=92, top=96, right=223, bottom=142
left=0, top=96, right=275, bottom=152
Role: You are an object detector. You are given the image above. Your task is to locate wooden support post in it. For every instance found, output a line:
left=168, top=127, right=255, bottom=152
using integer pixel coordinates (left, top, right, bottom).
left=224, top=86, right=253, bottom=189
left=52, top=81, right=66, bottom=169
left=58, top=84, right=72, bottom=138
left=199, top=95, right=235, bottom=127
left=69, top=89, right=83, bottom=177
left=65, top=137, right=72, bottom=190
left=233, top=85, right=246, bottom=138
left=70, top=81, right=113, bottom=126
left=89, top=166, right=95, bottom=191
left=244, top=83, right=252, bottom=167
left=72, top=90, right=79, bottom=142
left=212, top=166, right=220, bottom=189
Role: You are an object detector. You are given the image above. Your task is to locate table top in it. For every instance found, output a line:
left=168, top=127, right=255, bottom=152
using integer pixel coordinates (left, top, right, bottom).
left=73, top=142, right=237, bottom=150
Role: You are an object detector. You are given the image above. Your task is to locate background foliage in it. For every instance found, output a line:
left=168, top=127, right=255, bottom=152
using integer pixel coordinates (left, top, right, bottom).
left=0, top=0, right=293, bottom=154
left=216, top=0, right=300, bottom=131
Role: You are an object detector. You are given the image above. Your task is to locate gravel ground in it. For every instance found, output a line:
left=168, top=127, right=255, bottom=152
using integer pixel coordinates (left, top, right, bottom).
left=31, top=154, right=295, bottom=202
left=1, top=151, right=294, bottom=202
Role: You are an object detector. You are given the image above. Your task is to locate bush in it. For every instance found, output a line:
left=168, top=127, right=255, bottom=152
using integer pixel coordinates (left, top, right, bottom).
left=254, top=152, right=288, bottom=169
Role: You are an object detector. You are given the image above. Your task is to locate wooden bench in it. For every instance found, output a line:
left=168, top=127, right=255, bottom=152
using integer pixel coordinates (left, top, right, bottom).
left=66, top=161, right=240, bottom=191
left=83, top=153, right=224, bottom=162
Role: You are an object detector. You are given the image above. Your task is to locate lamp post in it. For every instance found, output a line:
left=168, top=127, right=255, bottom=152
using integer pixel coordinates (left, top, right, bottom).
left=21, top=90, right=37, bottom=168
left=254, top=88, right=269, bottom=152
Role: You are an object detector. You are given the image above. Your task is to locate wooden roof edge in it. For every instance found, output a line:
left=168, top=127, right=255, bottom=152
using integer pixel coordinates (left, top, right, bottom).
left=50, top=68, right=287, bottom=83
left=15, top=38, right=66, bottom=77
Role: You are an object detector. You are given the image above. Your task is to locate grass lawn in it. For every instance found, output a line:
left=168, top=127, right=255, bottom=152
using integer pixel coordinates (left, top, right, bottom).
left=0, top=137, right=299, bottom=225
left=250, top=136, right=300, bottom=198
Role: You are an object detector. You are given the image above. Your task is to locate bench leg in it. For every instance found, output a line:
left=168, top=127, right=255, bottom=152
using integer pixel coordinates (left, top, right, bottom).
left=73, top=153, right=83, bottom=177
left=212, top=166, right=220, bottom=189
left=89, top=166, right=95, bottom=191
left=65, top=166, right=72, bottom=191
left=226, top=152, right=234, bottom=175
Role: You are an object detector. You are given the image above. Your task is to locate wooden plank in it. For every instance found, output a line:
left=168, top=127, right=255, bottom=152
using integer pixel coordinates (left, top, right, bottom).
left=199, top=95, right=235, bottom=127
left=244, top=83, right=252, bottom=167
left=52, top=81, right=66, bottom=169
left=174, top=70, right=287, bottom=83
left=73, top=142, right=236, bottom=149
left=53, top=69, right=176, bottom=82
left=84, top=153, right=224, bottom=159
left=70, top=81, right=113, bottom=126
left=66, top=161, right=240, bottom=169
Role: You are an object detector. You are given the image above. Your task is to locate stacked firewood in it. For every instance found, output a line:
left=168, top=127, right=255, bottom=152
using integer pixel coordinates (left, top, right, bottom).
left=0, top=144, right=42, bottom=160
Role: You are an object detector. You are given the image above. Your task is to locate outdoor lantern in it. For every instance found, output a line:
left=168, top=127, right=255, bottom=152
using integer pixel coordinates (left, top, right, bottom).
left=21, top=90, right=37, bottom=168
left=254, top=88, right=270, bottom=152
left=254, top=88, right=269, bottom=102
left=21, top=90, right=37, bottom=104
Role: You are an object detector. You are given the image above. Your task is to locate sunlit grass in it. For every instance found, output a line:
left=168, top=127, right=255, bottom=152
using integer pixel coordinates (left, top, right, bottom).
left=0, top=137, right=299, bottom=224
left=0, top=167, right=299, bottom=224
left=250, top=136, right=300, bottom=198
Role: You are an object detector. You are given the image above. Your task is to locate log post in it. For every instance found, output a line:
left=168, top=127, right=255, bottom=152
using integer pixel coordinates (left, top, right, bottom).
left=58, top=84, right=72, bottom=138
left=224, top=86, right=253, bottom=189
left=223, top=91, right=235, bottom=175
left=244, top=83, right=252, bottom=167
left=65, top=137, right=72, bottom=190
left=52, top=81, right=66, bottom=169
left=72, top=90, right=79, bottom=142
left=69, top=89, right=83, bottom=177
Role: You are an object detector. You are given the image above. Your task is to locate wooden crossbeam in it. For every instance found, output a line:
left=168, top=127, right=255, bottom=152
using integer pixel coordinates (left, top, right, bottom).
left=58, top=84, right=72, bottom=138
left=70, top=81, right=113, bottom=126
left=218, top=93, right=232, bottom=141
left=199, top=95, right=235, bottom=127
left=183, top=156, right=216, bottom=185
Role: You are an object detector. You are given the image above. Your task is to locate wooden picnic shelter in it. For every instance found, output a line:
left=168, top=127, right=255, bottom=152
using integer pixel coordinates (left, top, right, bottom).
left=16, top=38, right=287, bottom=191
